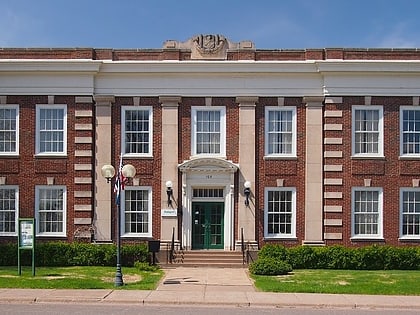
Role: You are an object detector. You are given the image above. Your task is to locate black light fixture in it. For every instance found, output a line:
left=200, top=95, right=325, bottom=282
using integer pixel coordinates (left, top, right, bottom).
left=101, top=162, right=136, bottom=287
left=166, top=180, right=173, bottom=207
left=244, top=181, right=251, bottom=206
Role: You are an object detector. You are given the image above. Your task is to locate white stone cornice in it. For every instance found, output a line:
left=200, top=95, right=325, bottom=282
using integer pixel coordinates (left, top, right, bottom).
left=316, top=60, right=420, bottom=73
left=0, top=59, right=101, bottom=73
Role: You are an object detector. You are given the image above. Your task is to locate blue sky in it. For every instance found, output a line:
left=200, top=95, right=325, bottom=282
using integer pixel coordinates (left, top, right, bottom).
left=1, top=0, right=420, bottom=49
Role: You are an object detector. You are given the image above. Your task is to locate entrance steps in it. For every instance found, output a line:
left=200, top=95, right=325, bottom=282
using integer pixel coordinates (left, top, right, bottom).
left=170, top=250, right=246, bottom=268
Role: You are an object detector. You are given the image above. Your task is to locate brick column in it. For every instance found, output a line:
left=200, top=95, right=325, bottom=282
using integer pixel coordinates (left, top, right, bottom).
left=303, top=96, right=325, bottom=245
left=93, top=95, right=115, bottom=241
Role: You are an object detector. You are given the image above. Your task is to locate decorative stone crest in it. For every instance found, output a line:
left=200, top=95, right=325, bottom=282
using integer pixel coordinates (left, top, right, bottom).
left=192, top=34, right=226, bottom=54
left=163, top=34, right=255, bottom=60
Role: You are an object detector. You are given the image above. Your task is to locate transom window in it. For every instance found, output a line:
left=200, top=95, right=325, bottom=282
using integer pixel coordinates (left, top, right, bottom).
left=264, top=187, right=296, bottom=238
left=36, top=105, right=67, bottom=155
left=122, top=187, right=152, bottom=237
left=193, top=188, right=224, bottom=198
left=265, top=107, right=296, bottom=157
left=400, top=107, right=420, bottom=156
left=122, top=106, right=152, bottom=157
left=191, top=107, right=226, bottom=157
left=400, top=188, right=420, bottom=239
left=35, top=186, right=66, bottom=236
left=352, top=187, right=383, bottom=239
left=0, top=186, right=18, bottom=235
left=352, top=106, right=383, bottom=157
left=0, top=105, right=19, bottom=155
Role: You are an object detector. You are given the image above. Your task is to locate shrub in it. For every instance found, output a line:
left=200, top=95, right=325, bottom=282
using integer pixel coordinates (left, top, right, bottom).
left=254, top=244, right=420, bottom=271
left=134, top=261, right=160, bottom=271
left=287, top=245, right=318, bottom=269
left=0, top=241, right=149, bottom=267
left=249, top=257, right=292, bottom=275
left=258, top=243, right=288, bottom=260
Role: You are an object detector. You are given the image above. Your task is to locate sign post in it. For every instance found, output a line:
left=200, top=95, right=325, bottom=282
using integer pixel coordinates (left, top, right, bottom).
left=18, top=218, right=35, bottom=276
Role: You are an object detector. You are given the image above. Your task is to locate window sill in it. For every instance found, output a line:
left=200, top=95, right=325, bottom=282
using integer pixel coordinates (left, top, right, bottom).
left=399, top=237, right=420, bottom=242
left=34, top=154, right=68, bottom=159
left=263, top=156, right=297, bottom=161
left=399, top=155, right=420, bottom=160
left=122, top=234, right=152, bottom=238
left=189, top=155, right=227, bottom=160
left=351, top=156, right=385, bottom=160
left=350, top=237, right=385, bottom=242
left=122, top=154, right=153, bottom=159
left=264, top=236, right=297, bottom=241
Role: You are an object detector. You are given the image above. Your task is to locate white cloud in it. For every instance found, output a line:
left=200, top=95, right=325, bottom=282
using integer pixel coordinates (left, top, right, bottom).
left=375, top=22, right=420, bottom=48
left=0, top=7, right=22, bottom=46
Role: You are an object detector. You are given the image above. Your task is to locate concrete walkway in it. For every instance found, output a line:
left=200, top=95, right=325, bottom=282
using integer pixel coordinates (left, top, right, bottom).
left=1, top=267, right=420, bottom=310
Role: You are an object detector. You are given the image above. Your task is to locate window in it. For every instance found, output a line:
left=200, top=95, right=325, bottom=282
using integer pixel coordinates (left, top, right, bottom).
left=0, top=105, right=19, bottom=155
left=35, top=186, right=66, bottom=236
left=122, top=106, right=152, bottom=157
left=400, top=188, right=420, bottom=239
left=352, top=106, right=383, bottom=157
left=265, top=107, right=296, bottom=157
left=351, top=187, right=383, bottom=239
left=191, top=107, right=226, bottom=157
left=264, top=187, right=296, bottom=238
left=400, top=107, right=420, bottom=156
left=36, top=105, right=67, bottom=155
left=0, top=186, right=18, bottom=235
left=122, top=187, right=152, bottom=237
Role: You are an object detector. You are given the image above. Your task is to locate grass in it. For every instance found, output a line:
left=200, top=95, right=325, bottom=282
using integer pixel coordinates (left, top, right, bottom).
left=251, top=269, right=420, bottom=295
left=0, top=266, right=164, bottom=290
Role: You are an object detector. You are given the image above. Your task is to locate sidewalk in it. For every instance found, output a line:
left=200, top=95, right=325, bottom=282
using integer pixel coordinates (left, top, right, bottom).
left=1, top=267, right=420, bottom=310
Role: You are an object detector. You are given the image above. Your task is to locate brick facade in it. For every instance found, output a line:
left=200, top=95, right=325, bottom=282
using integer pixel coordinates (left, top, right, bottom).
left=1, top=34, right=420, bottom=249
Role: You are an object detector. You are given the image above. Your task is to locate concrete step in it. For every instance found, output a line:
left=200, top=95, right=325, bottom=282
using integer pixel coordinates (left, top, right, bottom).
left=171, top=250, right=246, bottom=268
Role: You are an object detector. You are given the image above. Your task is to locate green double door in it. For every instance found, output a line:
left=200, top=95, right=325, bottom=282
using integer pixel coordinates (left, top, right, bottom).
left=192, top=202, right=224, bottom=249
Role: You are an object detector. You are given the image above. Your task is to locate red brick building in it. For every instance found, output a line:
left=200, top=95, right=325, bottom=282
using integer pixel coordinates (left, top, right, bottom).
left=0, top=34, right=419, bottom=251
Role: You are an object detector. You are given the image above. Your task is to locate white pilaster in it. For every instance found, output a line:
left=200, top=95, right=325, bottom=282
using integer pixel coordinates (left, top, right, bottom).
left=93, top=95, right=115, bottom=241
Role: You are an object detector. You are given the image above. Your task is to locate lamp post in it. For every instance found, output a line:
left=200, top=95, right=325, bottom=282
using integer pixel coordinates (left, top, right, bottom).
left=101, top=162, right=136, bottom=287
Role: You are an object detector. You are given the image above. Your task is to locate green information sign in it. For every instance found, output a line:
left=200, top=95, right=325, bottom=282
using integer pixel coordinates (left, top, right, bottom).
left=18, top=218, right=35, bottom=276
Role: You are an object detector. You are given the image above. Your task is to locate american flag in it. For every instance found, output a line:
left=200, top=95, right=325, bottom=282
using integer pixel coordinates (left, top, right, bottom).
left=113, top=155, right=127, bottom=205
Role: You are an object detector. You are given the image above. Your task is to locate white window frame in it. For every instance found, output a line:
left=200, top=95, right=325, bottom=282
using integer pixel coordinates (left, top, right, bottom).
left=351, top=187, right=383, bottom=239
left=121, top=186, right=152, bottom=237
left=0, top=105, right=19, bottom=156
left=264, top=187, right=296, bottom=239
left=400, top=106, right=420, bottom=157
left=0, top=185, right=19, bottom=236
left=191, top=106, right=226, bottom=157
left=121, top=106, right=153, bottom=157
left=35, top=185, right=66, bottom=237
left=400, top=188, right=420, bottom=240
left=352, top=105, right=384, bottom=158
left=35, top=104, right=67, bottom=156
left=264, top=106, right=297, bottom=158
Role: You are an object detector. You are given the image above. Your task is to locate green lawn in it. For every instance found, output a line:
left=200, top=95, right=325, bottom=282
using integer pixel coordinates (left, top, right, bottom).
left=251, top=269, right=420, bottom=295
left=0, top=266, right=163, bottom=290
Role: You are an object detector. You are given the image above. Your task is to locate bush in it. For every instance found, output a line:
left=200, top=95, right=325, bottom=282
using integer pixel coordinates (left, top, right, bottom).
left=134, top=261, right=160, bottom=271
left=258, top=244, right=288, bottom=260
left=255, top=244, right=420, bottom=271
left=0, top=241, right=149, bottom=267
left=249, top=257, right=292, bottom=275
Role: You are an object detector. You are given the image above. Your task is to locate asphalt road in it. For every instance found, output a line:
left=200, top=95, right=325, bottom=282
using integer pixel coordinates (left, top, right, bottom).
left=1, top=303, right=420, bottom=315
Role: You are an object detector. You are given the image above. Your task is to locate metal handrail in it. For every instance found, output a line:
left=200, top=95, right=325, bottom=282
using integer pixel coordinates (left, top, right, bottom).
left=169, top=227, right=175, bottom=263
left=241, top=227, right=246, bottom=264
